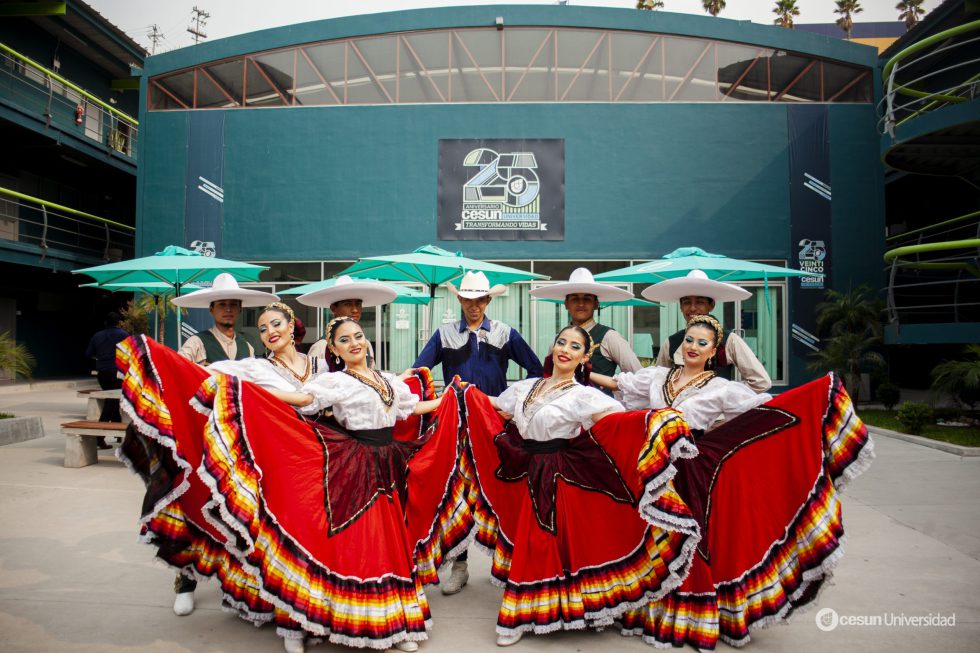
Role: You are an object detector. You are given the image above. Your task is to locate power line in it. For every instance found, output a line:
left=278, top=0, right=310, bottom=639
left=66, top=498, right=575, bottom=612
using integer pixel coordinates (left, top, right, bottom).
left=147, top=24, right=163, bottom=55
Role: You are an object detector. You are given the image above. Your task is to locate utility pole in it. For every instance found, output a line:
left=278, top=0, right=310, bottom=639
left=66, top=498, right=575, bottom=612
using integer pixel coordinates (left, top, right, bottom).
left=187, top=6, right=210, bottom=44
left=148, top=24, right=163, bottom=55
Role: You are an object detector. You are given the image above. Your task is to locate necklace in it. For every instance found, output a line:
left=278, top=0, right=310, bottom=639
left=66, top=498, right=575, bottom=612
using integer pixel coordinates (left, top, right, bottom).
left=522, top=377, right=577, bottom=413
left=270, top=353, right=311, bottom=383
left=344, top=368, right=394, bottom=408
left=663, top=366, right=714, bottom=406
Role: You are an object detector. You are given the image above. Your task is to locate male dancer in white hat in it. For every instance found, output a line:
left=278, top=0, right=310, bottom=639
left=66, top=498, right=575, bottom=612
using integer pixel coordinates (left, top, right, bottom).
left=174, top=273, right=278, bottom=366
left=642, top=270, right=771, bottom=392
left=300, top=275, right=397, bottom=366
left=530, top=267, right=641, bottom=384
left=168, top=272, right=278, bottom=614
left=414, top=270, right=543, bottom=595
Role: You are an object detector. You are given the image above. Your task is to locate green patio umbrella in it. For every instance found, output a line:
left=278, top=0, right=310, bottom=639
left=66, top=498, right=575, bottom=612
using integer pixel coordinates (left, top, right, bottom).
left=593, top=247, right=819, bottom=283
left=73, top=245, right=267, bottom=293
left=74, top=246, right=268, bottom=346
left=338, top=244, right=547, bottom=296
left=279, top=278, right=431, bottom=305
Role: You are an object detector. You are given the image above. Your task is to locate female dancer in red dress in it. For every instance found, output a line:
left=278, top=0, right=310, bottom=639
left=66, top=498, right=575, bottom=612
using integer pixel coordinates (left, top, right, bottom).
left=593, top=315, right=875, bottom=650
left=197, top=316, right=470, bottom=652
left=459, top=325, right=701, bottom=646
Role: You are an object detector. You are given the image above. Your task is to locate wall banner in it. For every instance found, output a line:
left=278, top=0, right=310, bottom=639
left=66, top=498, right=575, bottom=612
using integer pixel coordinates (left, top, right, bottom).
left=788, top=105, right=832, bottom=359
left=438, top=139, right=564, bottom=241
left=182, top=112, right=226, bottom=337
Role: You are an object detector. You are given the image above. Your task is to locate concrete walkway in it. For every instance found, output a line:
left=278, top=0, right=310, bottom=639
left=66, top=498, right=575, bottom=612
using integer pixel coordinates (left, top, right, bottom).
left=0, top=385, right=978, bottom=653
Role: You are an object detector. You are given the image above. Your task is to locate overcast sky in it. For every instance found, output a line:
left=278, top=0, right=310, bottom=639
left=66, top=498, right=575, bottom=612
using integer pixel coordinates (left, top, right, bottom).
left=86, top=1, right=936, bottom=54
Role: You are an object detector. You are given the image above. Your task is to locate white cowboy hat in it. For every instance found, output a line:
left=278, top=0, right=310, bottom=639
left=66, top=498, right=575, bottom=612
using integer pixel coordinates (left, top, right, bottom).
left=640, top=269, right=751, bottom=303
left=297, top=275, right=398, bottom=309
left=530, top=267, right=633, bottom=303
left=446, top=271, right=506, bottom=299
left=170, top=272, right=279, bottom=308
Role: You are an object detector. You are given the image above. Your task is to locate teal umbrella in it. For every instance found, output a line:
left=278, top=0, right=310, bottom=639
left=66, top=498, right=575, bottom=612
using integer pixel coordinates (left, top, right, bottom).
left=74, top=246, right=268, bottom=346
left=594, top=247, right=819, bottom=283
left=73, top=245, right=267, bottom=293
left=80, top=281, right=205, bottom=295
left=280, top=278, right=431, bottom=305
left=338, top=244, right=547, bottom=296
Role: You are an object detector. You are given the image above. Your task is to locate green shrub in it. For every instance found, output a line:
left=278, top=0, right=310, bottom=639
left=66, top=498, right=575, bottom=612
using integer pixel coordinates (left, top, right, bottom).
left=0, top=412, right=14, bottom=419
left=875, top=382, right=901, bottom=410
left=897, top=401, right=934, bottom=435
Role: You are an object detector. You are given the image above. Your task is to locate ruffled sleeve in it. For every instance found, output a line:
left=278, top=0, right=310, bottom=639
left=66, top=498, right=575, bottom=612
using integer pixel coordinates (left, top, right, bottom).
left=614, top=366, right=668, bottom=410
left=718, top=381, right=771, bottom=422
left=208, top=358, right=294, bottom=392
left=385, top=373, right=420, bottom=421
left=676, top=378, right=771, bottom=430
left=298, top=373, right=353, bottom=415
left=495, top=380, right=528, bottom=416
left=569, top=386, right=624, bottom=430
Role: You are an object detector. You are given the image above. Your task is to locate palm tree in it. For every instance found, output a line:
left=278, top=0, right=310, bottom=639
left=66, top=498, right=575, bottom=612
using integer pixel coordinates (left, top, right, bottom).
left=896, top=0, right=925, bottom=31
left=702, top=0, right=726, bottom=17
left=814, top=285, right=884, bottom=339
left=0, top=332, right=35, bottom=380
left=807, top=331, right=885, bottom=402
left=773, top=0, right=800, bottom=28
left=930, top=345, right=980, bottom=410
left=834, top=0, right=863, bottom=39
left=637, top=0, right=665, bottom=9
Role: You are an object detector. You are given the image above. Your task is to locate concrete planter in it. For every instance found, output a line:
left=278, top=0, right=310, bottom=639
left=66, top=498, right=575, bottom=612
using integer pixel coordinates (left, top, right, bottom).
left=0, top=416, right=45, bottom=446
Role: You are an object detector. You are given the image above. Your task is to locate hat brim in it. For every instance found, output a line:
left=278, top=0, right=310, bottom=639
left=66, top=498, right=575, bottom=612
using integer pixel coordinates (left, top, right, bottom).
left=446, top=283, right=507, bottom=299
left=640, top=277, right=750, bottom=303
left=171, top=287, right=279, bottom=308
left=297, top=283, right=398, bottom=308
left=530, top=282, right=633, bottom=303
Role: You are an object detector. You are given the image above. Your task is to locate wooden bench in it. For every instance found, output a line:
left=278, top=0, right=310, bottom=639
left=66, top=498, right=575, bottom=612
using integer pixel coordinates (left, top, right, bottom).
left=60, top=420, right=127, bottom=468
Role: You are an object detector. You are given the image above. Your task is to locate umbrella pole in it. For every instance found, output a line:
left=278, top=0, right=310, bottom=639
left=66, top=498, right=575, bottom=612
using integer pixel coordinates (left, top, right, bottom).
left=175, top=282, right=183, bottom=349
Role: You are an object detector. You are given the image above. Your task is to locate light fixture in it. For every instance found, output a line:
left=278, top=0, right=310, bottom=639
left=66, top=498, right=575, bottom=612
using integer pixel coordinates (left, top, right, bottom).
left=495, top=16, right=504, bottom=30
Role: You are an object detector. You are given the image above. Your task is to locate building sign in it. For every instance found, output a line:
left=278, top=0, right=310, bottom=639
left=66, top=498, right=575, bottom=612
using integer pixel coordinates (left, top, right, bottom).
left=438, top=139, right=564, bottom=240
left=788, top=106, right=832, bottom=358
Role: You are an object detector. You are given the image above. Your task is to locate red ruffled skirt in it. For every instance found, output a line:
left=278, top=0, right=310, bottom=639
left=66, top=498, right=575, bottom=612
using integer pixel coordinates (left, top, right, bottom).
left=620, top=373, right=874, bottom=650
left=459, top=385, right=702, bottom=637
left=117, top=335, right=470, bottom=648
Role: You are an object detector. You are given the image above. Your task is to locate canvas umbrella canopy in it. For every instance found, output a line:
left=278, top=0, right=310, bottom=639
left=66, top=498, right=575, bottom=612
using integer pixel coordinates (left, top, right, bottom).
left=73, top=245, right=267, bottom=292
left=593, top=247, right=819, bottom=283
left=280, top=277, right=432, bottom=305
left=74, top=246, right=268, bottom=346
left=338, top=244, right=547, bottom=296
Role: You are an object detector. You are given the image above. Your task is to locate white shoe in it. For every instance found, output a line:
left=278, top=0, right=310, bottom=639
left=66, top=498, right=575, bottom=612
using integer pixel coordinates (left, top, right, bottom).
left=496, top=632, right=523, bottom=647
left=441, top=560, right=469, bottom=595
left=283, top=637, right=305, bottom=653
left=394, top=642, right=419, bottom=652
left=173, top=591, right=195, bottom=616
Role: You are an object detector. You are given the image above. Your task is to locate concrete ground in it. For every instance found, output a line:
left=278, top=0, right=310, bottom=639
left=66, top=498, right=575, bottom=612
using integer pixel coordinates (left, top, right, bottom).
left=0, top=383, right=978, bottom=653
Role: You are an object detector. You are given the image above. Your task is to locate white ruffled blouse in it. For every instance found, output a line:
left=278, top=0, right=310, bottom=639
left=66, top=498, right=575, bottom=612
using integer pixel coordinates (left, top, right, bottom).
left=496, top=379, right=624, bottom=442
left=208, top=355, right=318, bottom=392
left=614, top=366, right=771, bottom=431
left=298, top=371, right=418, bottom=430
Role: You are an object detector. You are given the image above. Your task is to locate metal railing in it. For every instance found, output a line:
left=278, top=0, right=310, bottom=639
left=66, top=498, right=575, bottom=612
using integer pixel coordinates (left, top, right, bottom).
left=878, top=20, right=980, bottom=136
left=0, top=42, right=139, bottom=159
left=0, top=186, right=134, bottom=263
left=884, top=210, right=980, bottom=326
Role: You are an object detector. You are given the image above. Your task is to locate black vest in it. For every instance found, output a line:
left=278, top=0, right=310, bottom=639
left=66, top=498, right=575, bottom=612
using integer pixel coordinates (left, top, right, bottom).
left=198, top=330, right=251, bottom=365
left=667, top=328, right=732, bottom=380
left=587, top=323, right=617, bottom=377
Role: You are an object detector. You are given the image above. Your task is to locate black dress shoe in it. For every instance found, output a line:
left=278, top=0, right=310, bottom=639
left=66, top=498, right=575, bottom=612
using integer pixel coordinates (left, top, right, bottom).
left=97, top=438, right=113, bottom=450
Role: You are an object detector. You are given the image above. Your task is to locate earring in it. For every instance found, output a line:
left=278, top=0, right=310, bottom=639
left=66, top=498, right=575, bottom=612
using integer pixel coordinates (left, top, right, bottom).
left=290, top=332, right=295, bottom=345
left=335, top=355, right=341, bottom=365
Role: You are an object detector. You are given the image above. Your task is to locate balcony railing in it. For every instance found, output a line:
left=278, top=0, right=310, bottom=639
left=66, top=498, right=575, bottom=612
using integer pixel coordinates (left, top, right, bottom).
left=878, top=19, right=980, bottom=136
left=0, top=186, right=135, bottom=263
left=884, top=210, right=980, bottom=326
left=0, top=42, right=139, bottom=160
